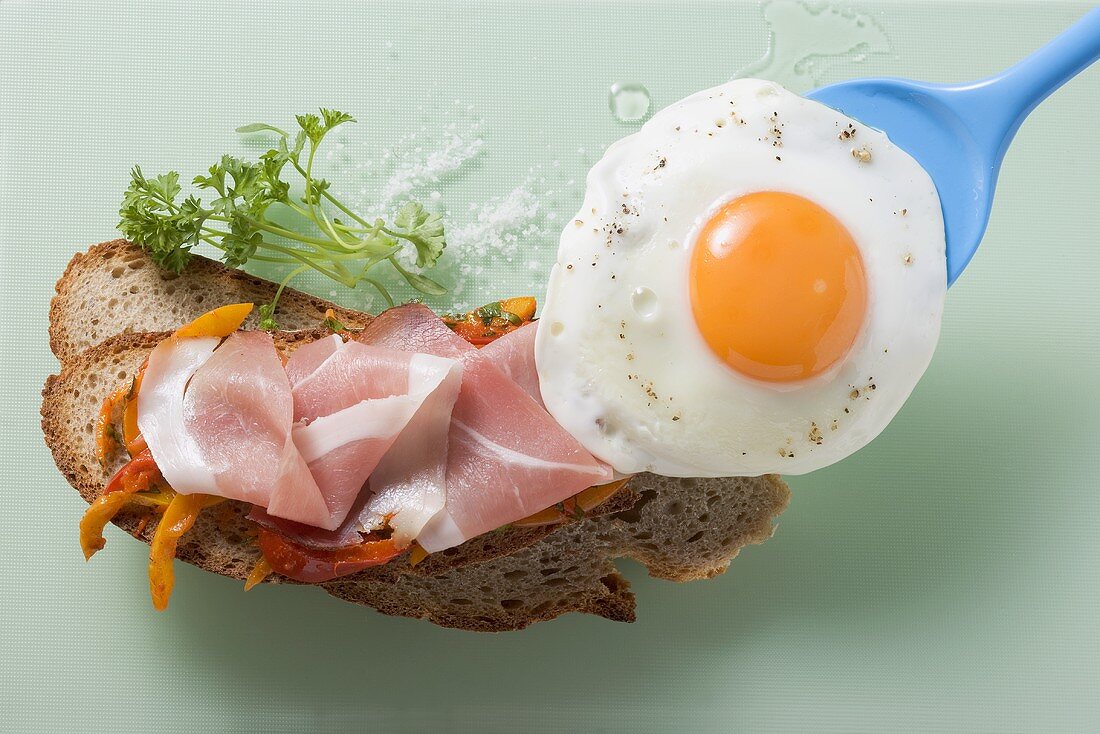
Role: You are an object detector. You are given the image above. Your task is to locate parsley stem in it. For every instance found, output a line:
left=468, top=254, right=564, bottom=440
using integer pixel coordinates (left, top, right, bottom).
left=198, top=240, right=297, bottom=264
left=289, top=158, right=373, bottom=230
left=303, top=141, right=321, bottom=227
left=317, top=206, right=354, bottom=250
left=320, top=190, right=373, bottom=228
left=196, top=226, right=353, bottom=284
left=271, top=264, right=310, bottom=312
left=200, top=224, right=392, bottom=263
left=283, top=199, right=316, bottom=221
left=364, top=276, right=395, bottom=307
left=379, top=226, right=424, bottom=246
left=201, top=213, right=339, bottom=250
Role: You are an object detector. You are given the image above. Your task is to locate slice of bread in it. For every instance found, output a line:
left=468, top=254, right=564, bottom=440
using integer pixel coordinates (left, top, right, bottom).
left=42, top=241, right=791, bottom=630
left=49, top=239, right=369, bottom=363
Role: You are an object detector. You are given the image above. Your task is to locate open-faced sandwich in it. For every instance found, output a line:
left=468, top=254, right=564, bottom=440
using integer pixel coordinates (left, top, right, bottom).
left=43, top=79, right=947, bottom=630
left=43, top=240, right=790, bottom=630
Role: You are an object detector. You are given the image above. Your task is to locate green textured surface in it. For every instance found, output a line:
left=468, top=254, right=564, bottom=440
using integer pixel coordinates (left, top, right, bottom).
left=3, top=1, right=1100, bottom=731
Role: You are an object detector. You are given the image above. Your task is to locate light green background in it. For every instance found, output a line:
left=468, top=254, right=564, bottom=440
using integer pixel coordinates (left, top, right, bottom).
left=3, top=1, right=1100, bottom=731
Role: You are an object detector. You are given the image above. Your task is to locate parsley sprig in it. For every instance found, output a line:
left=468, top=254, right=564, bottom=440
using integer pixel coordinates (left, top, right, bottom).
left=118, top=108, right=447, bottom=328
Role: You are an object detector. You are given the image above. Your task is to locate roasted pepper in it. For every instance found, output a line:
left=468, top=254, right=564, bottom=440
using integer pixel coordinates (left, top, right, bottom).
left=121, top=363, right=146, bottom=454
left=443, top=297, right=537, bottom=346
left=84, top=303, right=254, bottom=607
left=79, top=449, right=160, bottom=559
left=513, top=477, right=632, bottom=527
left=257, top=529, right=402, bottom=583
left=173, top=302, right=254, bottom=338
left=244, top=557, right=274, bottom=591
left=94, top=383, right=131, bottom=468
left=148, top=493, right=224, bottom=610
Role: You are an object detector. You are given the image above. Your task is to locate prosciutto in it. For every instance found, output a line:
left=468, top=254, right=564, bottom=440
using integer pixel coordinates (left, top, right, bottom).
left=269, top=335, right=462, bottom=532
left=137, top=332, right=321, bottom=514
left=357, top=305, right=611, bottom=552
left=478, top=321, right=543, bottom=407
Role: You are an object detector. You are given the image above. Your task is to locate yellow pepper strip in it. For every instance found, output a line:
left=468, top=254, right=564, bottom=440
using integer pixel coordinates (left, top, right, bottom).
left=575, top=477, right=632, bottom=512
left=94, top=384, right=130, bottom=468
left=173, top=302, right=254, bottom=338
left=80, top=492, right=138, bottom=560
left=244, top=557, right=274, bottom=591
left=513, top=506, right=566, bottom=528
left=79, top=450, right=159, bottom=560
left=512, top=477, right=633, bottom=528
left=148, top=493, right=224, bottom=611
left=126, top=487, right=176, bottom=509
left=121, top=368, right=145, bottom=451
left=126, top=434, right=148, bottom=456
left=132, top=515, right=152, bottom=539
left=408, top=542, right=430, bottom=568
left=500, top=296, right=537, bottom=321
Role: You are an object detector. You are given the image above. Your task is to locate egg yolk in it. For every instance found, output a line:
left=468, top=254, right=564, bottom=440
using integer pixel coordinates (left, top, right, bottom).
left=689, top=191, right=868, bottom=383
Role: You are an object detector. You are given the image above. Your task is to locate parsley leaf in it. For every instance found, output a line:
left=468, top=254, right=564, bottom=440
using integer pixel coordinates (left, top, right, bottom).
left=235, top=122, right=289, bottom=136
left=257, top=303, right=278, bottom=331
left=393, top=201, right=446, bottom=268
left=474, top=301, right=503, bottom=325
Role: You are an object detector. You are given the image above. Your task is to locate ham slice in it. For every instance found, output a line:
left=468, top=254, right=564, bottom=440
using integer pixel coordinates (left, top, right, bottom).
left=478, top=321, right=543, bottom=407
left=358, top=359, right=462, bottom=545
left=270, top=336, right=462, bottom=532
left=357, top=305, right=611, bottom=552
left=480, top=322, right=620, bottom=480
left=137, top=332, right=321, bottom=514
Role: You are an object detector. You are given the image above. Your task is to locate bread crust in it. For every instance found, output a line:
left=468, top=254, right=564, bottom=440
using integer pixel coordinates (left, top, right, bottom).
left=49, top=239, right=368, bottom=363
left=42, top=242, right=791, bottom=630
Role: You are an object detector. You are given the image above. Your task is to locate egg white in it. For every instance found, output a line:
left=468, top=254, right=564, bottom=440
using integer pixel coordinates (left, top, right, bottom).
left=536, top=79, right=946, bottom=477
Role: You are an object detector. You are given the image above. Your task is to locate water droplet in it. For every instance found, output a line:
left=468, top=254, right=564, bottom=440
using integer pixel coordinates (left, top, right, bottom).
left=734, top=1, right=891, bottom=94
left=630, top=286, right=659, bottom=319
left=609, top=83, right=651, bottom=123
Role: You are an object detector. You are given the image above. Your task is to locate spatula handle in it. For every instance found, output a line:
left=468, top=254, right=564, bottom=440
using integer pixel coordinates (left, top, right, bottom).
left=982, top=6, right=1100, bottom=139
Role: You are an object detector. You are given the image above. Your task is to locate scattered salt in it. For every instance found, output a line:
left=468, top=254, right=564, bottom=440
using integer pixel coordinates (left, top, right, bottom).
left=371, top=116, right=486, bottom=214
left=321, top=103, right=591, bottom=306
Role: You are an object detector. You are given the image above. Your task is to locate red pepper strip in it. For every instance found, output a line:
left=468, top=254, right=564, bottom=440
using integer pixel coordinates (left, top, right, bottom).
left=257, top=529, right=402, bottom=583
left=78, top=449, right=159, bottom=560
left=447, top=318, right=506, bottom=346
left=443, top=297, right=537, bottom=347
left=148, top=493, right=224, bottom=611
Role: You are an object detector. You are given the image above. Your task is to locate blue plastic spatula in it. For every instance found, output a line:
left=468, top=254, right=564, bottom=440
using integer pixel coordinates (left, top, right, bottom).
left=806, top=7, right=1100, bottom=285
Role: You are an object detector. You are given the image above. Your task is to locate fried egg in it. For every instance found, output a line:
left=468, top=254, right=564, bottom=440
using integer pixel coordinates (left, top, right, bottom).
left=535, top=79, right=946, bottom=477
